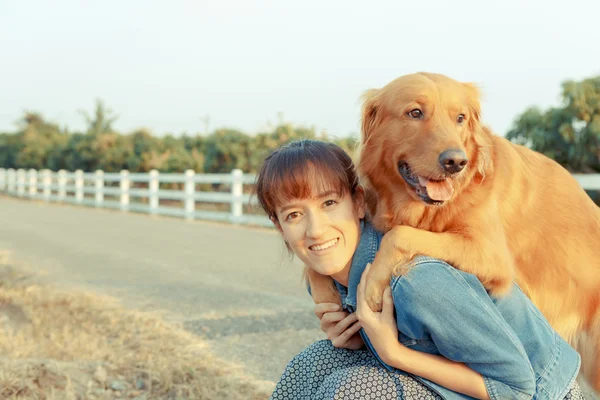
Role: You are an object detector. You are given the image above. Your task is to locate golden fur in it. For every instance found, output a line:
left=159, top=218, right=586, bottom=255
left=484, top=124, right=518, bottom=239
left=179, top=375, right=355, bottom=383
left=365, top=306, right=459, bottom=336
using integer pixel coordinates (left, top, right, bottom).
left=307, top=72, right=600, bottom=391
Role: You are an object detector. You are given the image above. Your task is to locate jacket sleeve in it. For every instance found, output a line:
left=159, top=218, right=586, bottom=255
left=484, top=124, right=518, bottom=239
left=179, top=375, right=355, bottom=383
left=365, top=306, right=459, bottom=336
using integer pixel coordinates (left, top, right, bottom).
left=391, top=258, right=536, bottom=400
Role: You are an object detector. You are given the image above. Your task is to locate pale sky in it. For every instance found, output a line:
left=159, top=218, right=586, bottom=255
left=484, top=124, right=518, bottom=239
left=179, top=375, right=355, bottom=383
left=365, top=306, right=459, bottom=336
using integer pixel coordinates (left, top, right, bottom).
left=2, top=0, right=599, bottom=139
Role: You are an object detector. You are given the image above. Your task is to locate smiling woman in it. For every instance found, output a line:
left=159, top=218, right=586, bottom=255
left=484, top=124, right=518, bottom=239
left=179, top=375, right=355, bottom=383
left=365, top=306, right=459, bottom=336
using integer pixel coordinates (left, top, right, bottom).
left=256, top=140, right=364, bottom=287
left=256, top=140, right=443, bottom=398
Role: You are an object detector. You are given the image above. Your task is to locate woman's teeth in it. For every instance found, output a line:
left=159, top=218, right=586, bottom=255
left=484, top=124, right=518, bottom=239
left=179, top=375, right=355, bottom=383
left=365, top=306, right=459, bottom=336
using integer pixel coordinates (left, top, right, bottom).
left=310, top=238, right=339, bottom=251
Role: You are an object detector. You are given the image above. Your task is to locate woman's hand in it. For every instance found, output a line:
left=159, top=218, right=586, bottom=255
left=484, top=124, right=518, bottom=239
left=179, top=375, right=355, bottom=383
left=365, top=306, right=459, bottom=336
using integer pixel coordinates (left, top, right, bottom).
left=357, top=263, right=403, bottom=364
left=314, top=303, right=364, bottom=350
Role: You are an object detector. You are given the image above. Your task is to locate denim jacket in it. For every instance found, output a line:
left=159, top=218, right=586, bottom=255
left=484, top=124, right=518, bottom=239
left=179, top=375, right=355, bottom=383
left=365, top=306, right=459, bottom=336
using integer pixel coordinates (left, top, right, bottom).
left=333, top=220, right=580, bottom=400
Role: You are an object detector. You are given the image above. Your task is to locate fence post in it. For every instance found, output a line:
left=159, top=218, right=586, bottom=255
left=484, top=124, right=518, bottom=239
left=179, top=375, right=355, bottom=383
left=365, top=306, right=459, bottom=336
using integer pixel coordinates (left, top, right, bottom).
left=0, top=168, right=5, bottom=192
left=120, top=170, right=130, bottom=211
left=231, top=169, right=243, bottom=222
left=75, top=169, right=84, bottom=204
left=58, top=170, right=67, bottom=201
left=184, top=169, right=195, bottom=220
left=17, top=169, right=25, bottom=197
left=7, top=169, right=16, bottom=194
left=27, top=169, right=37, bottom=198
left=42, top=170, right=52, bottom=201
left=95, top=170, right=104, bottom=207
left=149, top=169, right=159, bottom=214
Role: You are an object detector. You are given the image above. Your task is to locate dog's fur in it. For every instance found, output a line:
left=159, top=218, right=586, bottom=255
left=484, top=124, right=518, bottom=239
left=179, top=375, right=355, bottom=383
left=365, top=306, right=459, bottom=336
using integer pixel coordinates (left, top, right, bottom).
left=306, top=72, right=600, bottom=391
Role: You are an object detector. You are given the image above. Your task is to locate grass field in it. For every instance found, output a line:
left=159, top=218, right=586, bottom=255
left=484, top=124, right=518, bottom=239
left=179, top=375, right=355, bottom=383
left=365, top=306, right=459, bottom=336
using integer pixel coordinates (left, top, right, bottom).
left=0, top=255, right=271, bottom=399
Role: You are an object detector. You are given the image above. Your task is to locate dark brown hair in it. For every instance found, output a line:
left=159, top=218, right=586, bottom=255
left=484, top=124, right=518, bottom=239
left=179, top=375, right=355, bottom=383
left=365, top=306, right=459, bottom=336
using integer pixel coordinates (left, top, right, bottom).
left=255, top=140, right=359, bottom=223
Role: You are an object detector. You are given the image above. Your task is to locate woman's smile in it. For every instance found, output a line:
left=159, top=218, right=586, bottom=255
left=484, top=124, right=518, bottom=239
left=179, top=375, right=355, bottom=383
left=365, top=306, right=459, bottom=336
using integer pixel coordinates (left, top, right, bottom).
left=309, top=237, right=340, bottom=253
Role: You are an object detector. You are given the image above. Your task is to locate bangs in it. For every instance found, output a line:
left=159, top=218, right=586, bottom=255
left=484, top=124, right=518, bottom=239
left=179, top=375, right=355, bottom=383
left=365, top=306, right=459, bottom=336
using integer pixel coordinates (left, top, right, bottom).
left=256, top=141, right=357, bottom=219
left=269, top=162, right=348, bottom=211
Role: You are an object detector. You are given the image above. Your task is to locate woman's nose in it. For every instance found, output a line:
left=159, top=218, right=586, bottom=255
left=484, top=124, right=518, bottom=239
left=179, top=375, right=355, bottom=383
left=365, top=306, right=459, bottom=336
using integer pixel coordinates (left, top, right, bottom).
left=306, top=213, right=327, bottom=239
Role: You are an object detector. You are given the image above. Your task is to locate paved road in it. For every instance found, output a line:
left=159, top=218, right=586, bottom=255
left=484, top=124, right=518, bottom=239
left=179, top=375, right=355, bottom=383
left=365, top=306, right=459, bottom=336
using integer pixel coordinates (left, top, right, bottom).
left=0, top=196, right=324, bottom=385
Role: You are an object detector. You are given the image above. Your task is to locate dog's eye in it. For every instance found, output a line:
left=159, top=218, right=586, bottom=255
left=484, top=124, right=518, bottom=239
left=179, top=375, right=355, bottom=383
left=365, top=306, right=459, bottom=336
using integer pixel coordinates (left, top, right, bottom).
left=457, top=114, right=466, bottom=124
left=408, top=109, right=423, bottom=119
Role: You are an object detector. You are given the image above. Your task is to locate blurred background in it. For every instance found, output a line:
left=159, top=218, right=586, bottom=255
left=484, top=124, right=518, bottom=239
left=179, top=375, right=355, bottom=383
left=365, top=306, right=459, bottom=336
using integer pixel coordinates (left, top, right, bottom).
left=1, top=0, right=599, bottom=398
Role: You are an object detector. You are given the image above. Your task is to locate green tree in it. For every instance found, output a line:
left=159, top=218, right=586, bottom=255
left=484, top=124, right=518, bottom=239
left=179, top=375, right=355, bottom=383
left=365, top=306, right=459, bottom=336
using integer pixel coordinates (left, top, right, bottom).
left=249, top=123, right=320, bottom=172
left=79, top=99, right=118, bottom=136
left=0, top=103, right=358, bottom=174
left=94, top=133, right=134, bottom=172
left=61, top=133, right=98, bottom=171
left=0, top=133, right=22, bottom=168
left=13, top=113, right=68, bottom=170
left=507, top=75, right=600, bottom=172
left=127, top=129, right=164, bottom=172
left=203, top=129, right=253, bottom=173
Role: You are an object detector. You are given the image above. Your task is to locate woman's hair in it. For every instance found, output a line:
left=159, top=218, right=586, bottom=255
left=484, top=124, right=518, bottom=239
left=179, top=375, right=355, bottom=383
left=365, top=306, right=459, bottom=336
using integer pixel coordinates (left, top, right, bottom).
left=255, top=140, right=359, bottom=222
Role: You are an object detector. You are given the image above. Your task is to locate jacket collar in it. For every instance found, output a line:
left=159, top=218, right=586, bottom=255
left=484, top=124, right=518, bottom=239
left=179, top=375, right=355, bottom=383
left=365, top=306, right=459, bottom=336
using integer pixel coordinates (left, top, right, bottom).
left=334, top=219, right=380, bottom=309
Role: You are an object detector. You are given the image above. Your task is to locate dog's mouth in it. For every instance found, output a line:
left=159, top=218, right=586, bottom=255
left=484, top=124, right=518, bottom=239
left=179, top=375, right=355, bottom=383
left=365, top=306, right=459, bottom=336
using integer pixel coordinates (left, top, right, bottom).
left=398, top=162, right=454, bottom=205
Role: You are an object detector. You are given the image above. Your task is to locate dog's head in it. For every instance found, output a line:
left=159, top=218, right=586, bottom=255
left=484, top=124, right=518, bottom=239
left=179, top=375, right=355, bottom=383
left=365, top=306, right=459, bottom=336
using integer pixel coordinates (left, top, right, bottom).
left=358, top=72, right=492, bottom=208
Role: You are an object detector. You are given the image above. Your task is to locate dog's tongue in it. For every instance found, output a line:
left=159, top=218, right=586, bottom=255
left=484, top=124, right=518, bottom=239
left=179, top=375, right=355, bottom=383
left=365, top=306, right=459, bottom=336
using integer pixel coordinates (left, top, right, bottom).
left=418, top=177, right=454, bottom=201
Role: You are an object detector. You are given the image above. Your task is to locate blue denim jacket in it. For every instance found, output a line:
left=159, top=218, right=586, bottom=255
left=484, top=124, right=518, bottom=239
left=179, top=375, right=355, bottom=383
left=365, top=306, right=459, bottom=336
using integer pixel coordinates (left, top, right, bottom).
left=333, top=220, right=580, bottom=400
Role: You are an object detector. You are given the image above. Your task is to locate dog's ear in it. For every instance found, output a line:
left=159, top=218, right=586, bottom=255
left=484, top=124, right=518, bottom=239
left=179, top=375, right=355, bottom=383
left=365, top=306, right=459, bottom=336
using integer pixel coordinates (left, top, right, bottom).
left=363, top=183, right=378, bottom=218
left=463, top=82, right=493, bottom=176
left=360, top=89, right=381, bottom=144
left=462, top=82, right=482, bottom=129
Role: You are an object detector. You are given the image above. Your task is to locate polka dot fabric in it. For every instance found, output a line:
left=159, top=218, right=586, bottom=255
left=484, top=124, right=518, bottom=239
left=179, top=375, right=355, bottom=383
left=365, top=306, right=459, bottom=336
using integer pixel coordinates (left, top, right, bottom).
left=269, top=340, right=440, bottom=399
left=564, top=383, right=586, bottom=400
left=269, top=340, right=587, bottom=399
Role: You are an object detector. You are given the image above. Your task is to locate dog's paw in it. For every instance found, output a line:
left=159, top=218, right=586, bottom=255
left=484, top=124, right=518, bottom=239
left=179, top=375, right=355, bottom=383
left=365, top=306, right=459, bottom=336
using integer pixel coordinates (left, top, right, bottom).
left=364, top=277, right=388, bottom=312
left=486, top=276, right=513, bottom=297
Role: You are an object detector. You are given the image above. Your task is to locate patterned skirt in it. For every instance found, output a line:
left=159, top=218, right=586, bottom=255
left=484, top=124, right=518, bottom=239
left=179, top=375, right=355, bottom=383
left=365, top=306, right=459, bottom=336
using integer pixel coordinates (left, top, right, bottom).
left=269, top=340, right=586, bottom=400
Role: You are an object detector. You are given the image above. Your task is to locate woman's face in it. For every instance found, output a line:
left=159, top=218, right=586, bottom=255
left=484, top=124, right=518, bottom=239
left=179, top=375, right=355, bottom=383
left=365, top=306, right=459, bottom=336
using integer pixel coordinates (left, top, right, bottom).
left=275, top=187, right=365, bottom=284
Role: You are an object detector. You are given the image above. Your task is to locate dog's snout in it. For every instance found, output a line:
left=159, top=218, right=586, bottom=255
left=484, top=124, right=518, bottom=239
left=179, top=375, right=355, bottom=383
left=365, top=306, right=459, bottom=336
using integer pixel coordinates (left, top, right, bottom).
left=439, top=149, right=468, bottom=174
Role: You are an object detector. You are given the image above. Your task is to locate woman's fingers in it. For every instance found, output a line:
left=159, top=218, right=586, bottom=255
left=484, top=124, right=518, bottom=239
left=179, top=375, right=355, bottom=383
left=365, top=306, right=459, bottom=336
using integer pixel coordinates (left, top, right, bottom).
left=334, top=312, right=358, bottom=333
left=356, top=263, right=372, bottom=321
left=314, top=302, right=340, bottom=319
left=331, top=320, right=362, bottom=348
left=339, top=319, right=362, bottom=341
left=382, top=286, right=395, bottom=320
left=320, top=311, right=349, bottom=332
left=321, top=311, right=348, bottom=324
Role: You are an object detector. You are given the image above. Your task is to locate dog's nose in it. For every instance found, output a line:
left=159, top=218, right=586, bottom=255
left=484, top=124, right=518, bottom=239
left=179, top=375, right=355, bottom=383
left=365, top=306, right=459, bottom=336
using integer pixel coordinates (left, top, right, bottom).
left=439, top=149, right=468, bottom=174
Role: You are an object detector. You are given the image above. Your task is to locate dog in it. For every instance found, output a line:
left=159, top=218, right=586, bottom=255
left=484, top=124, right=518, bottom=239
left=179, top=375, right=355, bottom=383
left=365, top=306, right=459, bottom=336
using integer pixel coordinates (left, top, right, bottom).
left=306, top=72, right=600, bottom=391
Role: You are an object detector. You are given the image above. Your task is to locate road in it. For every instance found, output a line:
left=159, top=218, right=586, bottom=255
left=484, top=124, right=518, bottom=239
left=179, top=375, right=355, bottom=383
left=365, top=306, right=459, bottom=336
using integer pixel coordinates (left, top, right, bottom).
left=0, top=196, right=324, bottom=385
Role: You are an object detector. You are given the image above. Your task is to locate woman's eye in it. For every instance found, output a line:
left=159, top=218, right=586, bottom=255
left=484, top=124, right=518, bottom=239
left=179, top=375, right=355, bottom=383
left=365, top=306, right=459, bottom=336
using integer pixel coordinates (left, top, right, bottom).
left=408, top=109, right=423, bottom=119
left=457, top=114, right=465, bottom=124
left=324, top=200, right=337, bottom=207
left=286, top=212, right=300, bottom=221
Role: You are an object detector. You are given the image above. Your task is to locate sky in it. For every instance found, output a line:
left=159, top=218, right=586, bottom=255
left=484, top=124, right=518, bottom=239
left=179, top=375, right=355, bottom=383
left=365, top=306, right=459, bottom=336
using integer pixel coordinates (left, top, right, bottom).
left=1, top=0, right=599, bottom=139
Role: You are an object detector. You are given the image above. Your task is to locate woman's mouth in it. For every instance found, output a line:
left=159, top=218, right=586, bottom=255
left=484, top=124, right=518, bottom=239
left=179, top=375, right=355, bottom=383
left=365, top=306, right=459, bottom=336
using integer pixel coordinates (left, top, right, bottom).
left=309, top=238, right=339, bottom=252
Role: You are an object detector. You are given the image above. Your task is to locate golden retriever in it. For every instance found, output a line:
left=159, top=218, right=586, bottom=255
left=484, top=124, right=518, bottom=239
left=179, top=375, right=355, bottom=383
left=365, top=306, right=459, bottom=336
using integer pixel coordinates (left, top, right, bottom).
left=306, top=72, right=600, bottom=391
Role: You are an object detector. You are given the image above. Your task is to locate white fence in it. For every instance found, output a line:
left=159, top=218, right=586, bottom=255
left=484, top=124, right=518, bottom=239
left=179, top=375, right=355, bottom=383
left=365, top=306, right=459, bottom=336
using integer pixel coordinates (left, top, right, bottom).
left=2, top=168, right=600, bottom=228
left=0, top=168, right=271, bottom=227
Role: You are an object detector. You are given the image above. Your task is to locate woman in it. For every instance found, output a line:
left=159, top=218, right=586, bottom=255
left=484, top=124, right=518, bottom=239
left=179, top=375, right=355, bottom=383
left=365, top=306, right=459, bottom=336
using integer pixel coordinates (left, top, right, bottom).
left=256, top=140, right=584, bottom=400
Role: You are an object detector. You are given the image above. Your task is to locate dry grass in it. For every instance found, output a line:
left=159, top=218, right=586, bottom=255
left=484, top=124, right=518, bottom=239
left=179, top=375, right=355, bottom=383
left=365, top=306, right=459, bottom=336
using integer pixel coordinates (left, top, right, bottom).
left=0, top=260, right=271, bottom=399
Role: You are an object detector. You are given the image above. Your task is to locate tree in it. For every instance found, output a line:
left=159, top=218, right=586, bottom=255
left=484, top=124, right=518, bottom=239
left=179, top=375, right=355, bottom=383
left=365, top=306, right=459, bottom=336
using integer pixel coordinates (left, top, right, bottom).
left=127, top=129, right=164, bottom=172
left=561, top=76, right=600, bottom=171
left=94, top=133, right=134, bottom=172
left=0, top=103, right=357, bottom=174
left=13, top=112, right=68, bottom=170
left=507, top=75, right=600, bottom=172
left=203, top=129, right=253, bottom=173
left=0, top=133, right=22, bottom=168
left=79, top=99, right=118, bottom=136
left=60, top=133, right=98, bottom=171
